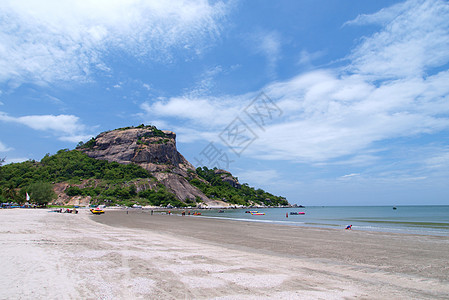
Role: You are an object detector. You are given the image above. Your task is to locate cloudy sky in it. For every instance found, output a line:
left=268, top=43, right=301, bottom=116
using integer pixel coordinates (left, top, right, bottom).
left=1, top=0, right=448, bottom=205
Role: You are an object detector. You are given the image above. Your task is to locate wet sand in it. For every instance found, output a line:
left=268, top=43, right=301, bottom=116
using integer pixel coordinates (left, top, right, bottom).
left=1, top=209, right=449, bottom=299
left=97, top=210, right=449, bottom=281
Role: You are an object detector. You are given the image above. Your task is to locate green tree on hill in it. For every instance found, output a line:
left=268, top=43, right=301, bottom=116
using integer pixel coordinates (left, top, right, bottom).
left=191, top=166, right=288, bottom=206
left=0, top=133, right=288, bottom=207
left=0, top=150, right=153, bottom=188
left=23, top=182, right=57, bottom=206
left=1, top=185, right=19, bottom=203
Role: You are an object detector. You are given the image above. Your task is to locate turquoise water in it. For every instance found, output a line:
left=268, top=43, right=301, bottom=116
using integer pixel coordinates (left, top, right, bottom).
left=198, top=206, right=449, bottom=236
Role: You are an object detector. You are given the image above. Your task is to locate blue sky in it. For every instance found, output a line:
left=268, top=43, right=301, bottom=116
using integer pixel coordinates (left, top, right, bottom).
left=1, top=0, right=449, bottom=205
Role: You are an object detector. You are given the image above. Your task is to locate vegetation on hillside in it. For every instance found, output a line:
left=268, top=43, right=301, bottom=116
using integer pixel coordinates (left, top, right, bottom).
left=76, top=124, right=170, bottom=150
left=112, top=124, right=167, bottom=136
left=190, top=167, right=288, bottom=206
left=0, top=149, right=185, bottom=207
left=1, top=125, right=288, bottom=207
left=26, top=182, right=57, bottom=206
left=0, top=149, right=151, bottom=187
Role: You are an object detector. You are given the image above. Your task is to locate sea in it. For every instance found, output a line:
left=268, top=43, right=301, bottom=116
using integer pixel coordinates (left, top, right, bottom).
left=198, top=206, right=449, bottom=237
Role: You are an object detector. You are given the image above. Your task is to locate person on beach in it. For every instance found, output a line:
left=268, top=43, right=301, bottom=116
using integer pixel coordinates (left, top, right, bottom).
left=345, top=225, right=352, bottom=230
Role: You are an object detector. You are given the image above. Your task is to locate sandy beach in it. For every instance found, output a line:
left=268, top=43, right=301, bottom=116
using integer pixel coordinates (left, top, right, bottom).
left=1, top=209, right=448, bottom=299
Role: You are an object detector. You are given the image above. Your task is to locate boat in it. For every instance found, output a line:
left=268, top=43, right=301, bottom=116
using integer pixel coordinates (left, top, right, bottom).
left=90, top=208, right=105, bottom=215
left=393, top=206, right=397, bottom=210
left=218, top=210, right=224, bottom=213
left=250, top=212, right=265, bottom=215
left=290, top=212, right=305, bottom=215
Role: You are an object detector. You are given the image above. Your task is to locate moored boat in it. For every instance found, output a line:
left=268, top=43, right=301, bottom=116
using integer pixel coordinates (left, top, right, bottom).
left=290, top=212, right=305, bottom=215
left=90, top=208, right=105, bottom=215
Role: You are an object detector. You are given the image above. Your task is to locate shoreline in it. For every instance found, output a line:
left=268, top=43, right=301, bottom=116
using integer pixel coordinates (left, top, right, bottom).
left=93, top=210, right=449, bottom=282
left=1, top=209, right=449, bottom=299
left=102, top=206, right=449, bottom=237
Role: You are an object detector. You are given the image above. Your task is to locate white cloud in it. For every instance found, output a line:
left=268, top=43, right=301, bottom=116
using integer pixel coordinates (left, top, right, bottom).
left=235, top=169, right=281, bottom=187
left=297, top=49, right=325, bottom=67
left=0, top=0, right=231, bottom=87
left=187, top=65, right=223, bottom=96
left=346, top=0, right=449, bottom=79
left=4, top=157, right=29, bottom=164
left=140, top=95, right=245, bottom=128
left=0, top=141, right=12, bottom=152
left=425, top=148, right=449, bottom=169
left=44, top=95, right=64, bottom=105
left=141, top=0, right=449, bottom=169
left=344, top=0, right=413, bottom=27
left=141, top=119, right=170, bottom=132
left=249, top=69, right=449, bottom=163
left=251, top=30, right=282, bottom=76
left=245, top=0, right=449, bottom=164
left=338, top=173, right=360, bottom=180
left=0, top=112, right=92, bottom=143
left=174, top=127, right=218, bottom=144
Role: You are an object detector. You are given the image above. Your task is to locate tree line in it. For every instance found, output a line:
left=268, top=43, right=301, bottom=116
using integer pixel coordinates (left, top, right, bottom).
left=0, top=150, right=288, bottom=207
left=0, top=149, right=181, bottom=206
left=191, top=167, right=288, bottom=206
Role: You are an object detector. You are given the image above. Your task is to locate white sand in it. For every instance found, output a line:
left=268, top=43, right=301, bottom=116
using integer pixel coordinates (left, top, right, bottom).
left=1, top=209, right=448, bottom=299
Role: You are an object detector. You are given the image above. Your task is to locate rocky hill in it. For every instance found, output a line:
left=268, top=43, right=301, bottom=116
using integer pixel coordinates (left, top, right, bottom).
left=0, top=125, right=289, bottom=208
left=78, top=125, right=228, bottom=207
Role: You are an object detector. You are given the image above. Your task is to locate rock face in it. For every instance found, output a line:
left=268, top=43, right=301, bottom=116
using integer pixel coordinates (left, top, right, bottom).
left=79, top=126, right=227, bottom=207
left=214, top=169, right=241, bottom=189
left=81, top=128, right=192, bottom=172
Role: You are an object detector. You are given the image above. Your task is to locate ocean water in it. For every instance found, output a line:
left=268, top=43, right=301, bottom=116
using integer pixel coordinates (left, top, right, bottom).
left=198, top=206, right=449, bottom=236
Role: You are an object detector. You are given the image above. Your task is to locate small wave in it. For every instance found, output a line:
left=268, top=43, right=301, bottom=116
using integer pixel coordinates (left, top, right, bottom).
left=352, top=224, right=449, bottom=236
left=197, top=215, right=304, bottom=225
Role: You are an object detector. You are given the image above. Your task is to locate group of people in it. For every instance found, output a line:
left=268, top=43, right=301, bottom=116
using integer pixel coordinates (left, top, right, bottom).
left=53, top=208, right=78, bottom=214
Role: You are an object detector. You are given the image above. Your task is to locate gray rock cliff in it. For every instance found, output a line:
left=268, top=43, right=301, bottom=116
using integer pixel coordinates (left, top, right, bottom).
left=79, top=126, right=228, bottom=207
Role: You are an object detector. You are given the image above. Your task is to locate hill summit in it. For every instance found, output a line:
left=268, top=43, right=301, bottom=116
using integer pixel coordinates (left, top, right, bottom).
left=77, top=125, right=221, bottom=206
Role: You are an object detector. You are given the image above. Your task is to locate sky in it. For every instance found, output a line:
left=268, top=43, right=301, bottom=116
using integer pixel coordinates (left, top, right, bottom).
left=1, top=0, right=449, bottom=206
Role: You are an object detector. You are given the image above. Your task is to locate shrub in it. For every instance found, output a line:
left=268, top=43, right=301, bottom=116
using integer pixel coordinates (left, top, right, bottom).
left=65, top=186, right=83, bottom=196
